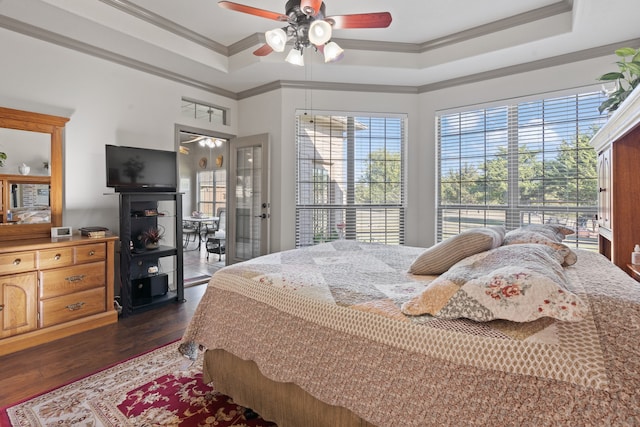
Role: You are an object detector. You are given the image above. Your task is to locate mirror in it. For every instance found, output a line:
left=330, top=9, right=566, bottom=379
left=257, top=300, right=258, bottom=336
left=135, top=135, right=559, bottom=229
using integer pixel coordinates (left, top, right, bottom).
left=0, top=107, right=69, bottom=241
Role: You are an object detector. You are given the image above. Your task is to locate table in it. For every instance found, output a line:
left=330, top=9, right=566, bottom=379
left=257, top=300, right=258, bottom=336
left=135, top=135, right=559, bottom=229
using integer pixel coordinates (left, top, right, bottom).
left=183, top=216, right=218, bottom=250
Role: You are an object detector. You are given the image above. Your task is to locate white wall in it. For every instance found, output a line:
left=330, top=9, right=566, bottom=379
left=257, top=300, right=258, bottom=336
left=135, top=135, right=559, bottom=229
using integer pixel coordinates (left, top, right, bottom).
left=0, top=28, right=237, bottom=234
left=0, top=26, right=619, bottom=252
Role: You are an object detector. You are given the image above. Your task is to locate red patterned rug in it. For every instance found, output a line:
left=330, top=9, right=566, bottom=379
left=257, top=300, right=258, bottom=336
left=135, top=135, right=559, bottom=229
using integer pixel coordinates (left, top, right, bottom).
left=0, top=341, right=276, bottom=426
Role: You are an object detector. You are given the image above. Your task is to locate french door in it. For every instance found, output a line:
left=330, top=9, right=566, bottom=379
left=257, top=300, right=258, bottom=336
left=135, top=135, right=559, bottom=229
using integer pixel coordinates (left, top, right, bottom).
left=227, top=134, right=270, bottom=264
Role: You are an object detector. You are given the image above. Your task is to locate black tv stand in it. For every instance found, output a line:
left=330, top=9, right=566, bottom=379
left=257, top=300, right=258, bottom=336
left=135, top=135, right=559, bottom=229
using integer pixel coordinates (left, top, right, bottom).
left=118, top=191, right=185, bottom=316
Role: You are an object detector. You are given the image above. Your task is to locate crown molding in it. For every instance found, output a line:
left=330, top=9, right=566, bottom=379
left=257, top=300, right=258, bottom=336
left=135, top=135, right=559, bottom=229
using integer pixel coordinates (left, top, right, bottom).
left=228, top=33, right=264, bottom=57
left=97, top=0, right=228, bottom=55
left=2, top=1, right=632, bottom=101
left=0, top=15, right=238, bottom=100
left=101, top=0, right=572, bottom=57
left=418, top=37, right=640, bottom=93
left=420, top=0, right=572, bottom=52
left=237, top=80, right=418, bottom=100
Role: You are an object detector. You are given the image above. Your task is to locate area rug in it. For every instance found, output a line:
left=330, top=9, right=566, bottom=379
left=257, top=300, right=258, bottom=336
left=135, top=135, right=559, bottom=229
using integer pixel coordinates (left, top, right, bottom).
left=0, top=341, right=276, bottom=426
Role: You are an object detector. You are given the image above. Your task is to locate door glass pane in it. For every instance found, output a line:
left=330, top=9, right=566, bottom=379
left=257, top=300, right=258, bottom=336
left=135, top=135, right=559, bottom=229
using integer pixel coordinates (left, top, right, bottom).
left=235, top=146, right=262, bottom=260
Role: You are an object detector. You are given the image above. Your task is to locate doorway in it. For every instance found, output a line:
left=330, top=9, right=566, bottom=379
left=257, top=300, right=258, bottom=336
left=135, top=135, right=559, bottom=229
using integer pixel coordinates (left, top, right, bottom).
left=176, top=126, right=231, bottom=284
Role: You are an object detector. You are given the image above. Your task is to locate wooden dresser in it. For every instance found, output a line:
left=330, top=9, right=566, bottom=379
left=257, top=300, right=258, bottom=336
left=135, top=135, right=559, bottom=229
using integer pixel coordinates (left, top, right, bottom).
left=590, top=88, right=640, bottom=276
left=0, top=235, right=118, bottom=356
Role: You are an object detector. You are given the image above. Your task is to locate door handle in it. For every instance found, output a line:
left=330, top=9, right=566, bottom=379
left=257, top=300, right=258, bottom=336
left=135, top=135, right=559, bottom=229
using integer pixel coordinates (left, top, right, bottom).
left=255, top=213, right=268, bottom=219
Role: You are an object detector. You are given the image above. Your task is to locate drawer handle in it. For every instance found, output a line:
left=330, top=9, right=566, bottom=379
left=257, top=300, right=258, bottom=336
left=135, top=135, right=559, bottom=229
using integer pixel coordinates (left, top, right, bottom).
left=66, top=302, right=85, bottom=311
left=13, top=258, right=21, bottom=265
left=65, top=275, right=86, bottom=283
left=88, top=250, right=95, bottom=256
left=54, top=253, right=62, bottom=261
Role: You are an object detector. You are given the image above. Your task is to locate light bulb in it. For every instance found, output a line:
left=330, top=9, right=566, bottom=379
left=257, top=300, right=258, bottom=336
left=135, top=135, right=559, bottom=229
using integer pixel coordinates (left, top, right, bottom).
left=308, top=20, right=332, bottom=45
left=285, top=48, right=305, bottom=66
left=323, top=41, right=344, bottom=63
left=265, top=28, right=287, bottom=52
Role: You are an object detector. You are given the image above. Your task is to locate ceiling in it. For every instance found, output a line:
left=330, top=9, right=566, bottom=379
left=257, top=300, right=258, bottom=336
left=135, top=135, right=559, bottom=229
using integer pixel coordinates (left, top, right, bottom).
left=2, top=0, right=640, bottom=98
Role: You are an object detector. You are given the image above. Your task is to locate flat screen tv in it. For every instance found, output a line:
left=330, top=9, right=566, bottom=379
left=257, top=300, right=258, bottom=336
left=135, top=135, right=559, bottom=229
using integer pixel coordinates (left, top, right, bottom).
left=105, top=144, right=177, bottom=192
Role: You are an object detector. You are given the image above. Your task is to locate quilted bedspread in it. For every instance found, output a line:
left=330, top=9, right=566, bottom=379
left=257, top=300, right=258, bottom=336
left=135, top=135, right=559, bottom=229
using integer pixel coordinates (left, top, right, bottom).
left=180, top=240, right=640, bottom=426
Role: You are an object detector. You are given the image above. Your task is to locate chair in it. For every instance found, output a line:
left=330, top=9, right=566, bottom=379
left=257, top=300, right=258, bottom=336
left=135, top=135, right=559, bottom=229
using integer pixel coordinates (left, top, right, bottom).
left=206, top=208, right=226, bottom=261
left=182, top=220, right=198, bottom=249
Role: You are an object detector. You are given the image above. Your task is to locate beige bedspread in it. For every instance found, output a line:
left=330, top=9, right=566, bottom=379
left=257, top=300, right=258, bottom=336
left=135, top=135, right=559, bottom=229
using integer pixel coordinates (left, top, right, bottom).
left=180, top=240, right=640, bottom=426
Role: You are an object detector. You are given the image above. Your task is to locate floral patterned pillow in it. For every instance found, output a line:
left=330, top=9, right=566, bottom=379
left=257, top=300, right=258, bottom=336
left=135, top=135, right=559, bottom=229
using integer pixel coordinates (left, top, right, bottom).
left=401, top=243, right=586, bottom=323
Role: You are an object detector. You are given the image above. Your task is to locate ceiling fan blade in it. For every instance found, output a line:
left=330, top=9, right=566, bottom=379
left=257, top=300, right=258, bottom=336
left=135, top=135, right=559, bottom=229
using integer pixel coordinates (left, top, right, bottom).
left=183, top=136, right=205, bottom=144
left=253, top=44, right=274, bottom=56
left=218, top=1, right=287, bottom=22
left=328, top=12, right=392, bottom=29
left=300, top=0, right=323, bottom=17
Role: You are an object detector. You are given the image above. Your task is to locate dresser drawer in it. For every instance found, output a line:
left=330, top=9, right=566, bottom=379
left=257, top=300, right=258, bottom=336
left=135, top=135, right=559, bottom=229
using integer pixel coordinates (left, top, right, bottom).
left=39, top=261, right=105, bottom=299
left=75, top=243, right=106, bottom=264
left=0, top=251, right=37, bottom=275
left=39, top=287, right=106, bottom=328
left=38, top=247, right=74, bottom=269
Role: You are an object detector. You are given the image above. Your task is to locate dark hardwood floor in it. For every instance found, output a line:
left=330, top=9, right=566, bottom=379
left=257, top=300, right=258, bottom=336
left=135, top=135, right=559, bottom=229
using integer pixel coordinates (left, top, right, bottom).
left=0, top=284, right=207, bottom=408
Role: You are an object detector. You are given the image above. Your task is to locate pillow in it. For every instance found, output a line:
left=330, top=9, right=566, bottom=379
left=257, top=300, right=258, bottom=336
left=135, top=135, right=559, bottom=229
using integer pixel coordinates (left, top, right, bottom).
left=401, top=243, right=586, bottom=323
left=506, top=224, right=574, bottom=243
left=503, top=225, right=577, bottom=266
left=409, top=226, right=506, bottom=275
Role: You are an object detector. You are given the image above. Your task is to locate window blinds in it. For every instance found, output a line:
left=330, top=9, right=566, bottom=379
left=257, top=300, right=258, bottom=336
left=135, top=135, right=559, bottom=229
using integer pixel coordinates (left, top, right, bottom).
left=437, top=91, right=607, bottom=250
left=295, top=113, right=406, bottom=247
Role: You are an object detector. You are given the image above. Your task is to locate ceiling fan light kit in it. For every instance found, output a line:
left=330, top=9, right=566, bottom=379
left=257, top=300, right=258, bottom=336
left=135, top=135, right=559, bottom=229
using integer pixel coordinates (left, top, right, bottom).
left=265, top=28, right=288, bottom=52
left=308, top=19, right=332, bottom=45
left=218, top=0, right=391, bottom=65
left=285, top=48, right=305, bottom=66
left=323, top=41, right=344, bottom=63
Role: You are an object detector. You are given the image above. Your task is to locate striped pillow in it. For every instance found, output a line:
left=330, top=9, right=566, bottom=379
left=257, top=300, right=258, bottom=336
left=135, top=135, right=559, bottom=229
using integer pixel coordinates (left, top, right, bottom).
left=409, top=226, right=505, bottom=275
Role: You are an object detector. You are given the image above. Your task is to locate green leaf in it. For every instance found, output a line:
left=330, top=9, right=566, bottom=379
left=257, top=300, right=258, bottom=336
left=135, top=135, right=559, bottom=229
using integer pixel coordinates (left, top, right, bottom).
left=626, top=62, right=640, bottom=76
left=615, top=47, right=637, bottom=57
left=598, top=72, right=624, bottom=81
left=598, top=98, right=617, bottom=114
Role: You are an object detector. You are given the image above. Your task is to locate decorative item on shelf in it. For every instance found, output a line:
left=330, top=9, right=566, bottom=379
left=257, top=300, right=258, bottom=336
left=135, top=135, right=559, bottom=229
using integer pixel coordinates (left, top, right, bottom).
left=0, top=152, right=6, bottom=167
left=80, top=226, right=109, bottom=238
left=140, top=226, right=165, bottom=250
left=43, top=161, right=49, bottom=175
left=597, top=47, right=640, bottom=114
left=18, top=163, right=30, bottom=175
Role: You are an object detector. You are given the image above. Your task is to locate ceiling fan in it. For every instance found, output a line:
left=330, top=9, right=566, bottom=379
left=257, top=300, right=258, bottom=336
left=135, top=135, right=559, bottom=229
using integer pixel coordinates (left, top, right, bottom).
left=218, top=0, right=392, bottom=65
left=182, top=134, right=224, bottom=148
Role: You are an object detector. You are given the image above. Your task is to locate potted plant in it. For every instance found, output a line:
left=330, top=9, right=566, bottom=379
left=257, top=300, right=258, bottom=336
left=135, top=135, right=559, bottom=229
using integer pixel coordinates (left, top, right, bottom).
left=597, top=47, right=640, bottom=114
left=0, top=152, right=6, bottom=167
left=140, top=226, right=164, bottom=249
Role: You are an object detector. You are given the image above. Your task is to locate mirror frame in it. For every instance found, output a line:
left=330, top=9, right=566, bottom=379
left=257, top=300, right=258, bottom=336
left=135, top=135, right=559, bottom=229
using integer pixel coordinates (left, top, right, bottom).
left=0, top=107, right=69, bottom=241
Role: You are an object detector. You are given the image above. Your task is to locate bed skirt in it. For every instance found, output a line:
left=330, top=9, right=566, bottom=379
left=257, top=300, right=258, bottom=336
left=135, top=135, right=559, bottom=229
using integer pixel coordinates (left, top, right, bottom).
left=203, top=349, right=376, bottom=427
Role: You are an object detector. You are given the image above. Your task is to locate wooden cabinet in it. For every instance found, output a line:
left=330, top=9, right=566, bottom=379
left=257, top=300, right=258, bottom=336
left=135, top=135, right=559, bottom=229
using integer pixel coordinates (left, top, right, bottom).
left=0, top=272, right=38, bottom=338
left=0, top=235, right=118, bottom=356
left=590, top=88, right=640, bottom=275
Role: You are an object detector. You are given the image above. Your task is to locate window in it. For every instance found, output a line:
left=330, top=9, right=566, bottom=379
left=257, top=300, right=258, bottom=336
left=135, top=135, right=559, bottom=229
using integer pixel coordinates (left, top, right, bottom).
left=196, top=169, right=226, bottom=216
left=181, top=98, right=228, bottom=126
left=437, top=90, right=608, bottom=250
left=296, top=112, right=406, bottom=247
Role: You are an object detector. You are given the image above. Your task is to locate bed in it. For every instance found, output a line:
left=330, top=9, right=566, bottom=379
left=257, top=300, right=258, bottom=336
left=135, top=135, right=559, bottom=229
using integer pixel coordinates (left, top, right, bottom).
left=180, top=225, right=640, bottom=427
